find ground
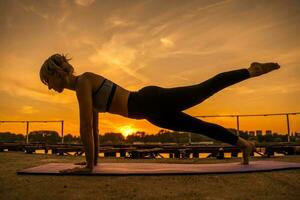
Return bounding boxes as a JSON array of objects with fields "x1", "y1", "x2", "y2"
[{"x1": 0, "y1": 151, "x2": 299, "y2": 200}]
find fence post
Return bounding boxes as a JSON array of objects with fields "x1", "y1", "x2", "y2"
[
  {"x1": 286, "y1": 114, "x2": 290, "y2": 142},
  {"x1": 61, "y1": 120, "x2": 64, "y2": 144},
  {"x1": 26, "y1": 121, "x2": 29, "y2": 144},
  {"x1": 236, "y1": 115, "x2": 240, "y2": 137}
]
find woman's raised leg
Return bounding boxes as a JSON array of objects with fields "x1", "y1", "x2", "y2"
[
  {"x1": 156, "y1": 62, "x2": 280, "y2": 112},
  {"x1": 157, "y1": 68, "x2": 251, "y2": 112}
]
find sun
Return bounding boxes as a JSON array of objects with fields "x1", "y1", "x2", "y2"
[{"x1": 118, "y1": 125, "x2": 138, "y2": 138}]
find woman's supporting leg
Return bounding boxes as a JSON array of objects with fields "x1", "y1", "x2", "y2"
[
  {"x1": 144, "y1": 110, "x2": 256, "y2": 164},
  {"x1": 157, "y1": 68, "x2": 251, "y2": 112},
  {"x1": 145, "y1": 111, "x2": 239, "y2": 146}
]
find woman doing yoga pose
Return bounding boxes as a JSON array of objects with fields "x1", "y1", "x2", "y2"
[{"x1": 39, "y1": 53, "x2": 280, "y2": 173}]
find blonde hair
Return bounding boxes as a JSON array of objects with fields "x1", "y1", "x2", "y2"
[{"x1": 39, "y1": 53, "x2": 75, "y2": 85}]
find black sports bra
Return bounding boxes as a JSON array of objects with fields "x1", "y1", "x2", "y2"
[{"x1": 92, "y1": 79, "x2": 117, "y2": 113}]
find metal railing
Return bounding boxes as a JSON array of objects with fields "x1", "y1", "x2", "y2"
[
  {"x1": 194, "y1": 112, "x2": 300, "y2": 142},
  {"x1": 0, "y1": 112, "x2": 299, "y2": 144}
]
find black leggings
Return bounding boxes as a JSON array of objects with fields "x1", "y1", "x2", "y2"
[{"x1": 127, "y1": 68, "x2": 251, "y2": 146}]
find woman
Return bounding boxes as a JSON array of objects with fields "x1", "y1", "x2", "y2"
[{"x1": 39, "y1": 53, "x2": 280, "y2": 173}]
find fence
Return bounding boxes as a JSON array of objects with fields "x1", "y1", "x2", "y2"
[
  {"x1": 194, "y1": 112, "x2": 300, "y2": 142},
  {"x1": 0, "y1": 111, "x2": 299, "y2": 144},
  {"x1": 0, "y1": 120, "x2": 64, "y2": 144}
]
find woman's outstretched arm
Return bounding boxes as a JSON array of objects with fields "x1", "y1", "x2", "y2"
[
  {"x1": 93, "y1": 108, "x2": 99, "y2": 165},
  {"x1": 76, "y1": 78, "x2": 95, "y2": 170}
]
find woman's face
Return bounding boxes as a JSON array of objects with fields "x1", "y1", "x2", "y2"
[{"x1": 46, "y1": 73, "x2": 65, "y2": 93}]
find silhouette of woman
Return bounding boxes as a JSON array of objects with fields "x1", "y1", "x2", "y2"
[{"x1": 40, "y1": 53, "x2": 280, "y2": 173}]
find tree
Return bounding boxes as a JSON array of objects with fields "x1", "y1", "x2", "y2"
[{"x1": 28, "y1": 130, "x2": 60, "y2": 144}]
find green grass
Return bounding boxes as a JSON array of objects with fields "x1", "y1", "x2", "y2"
[{"x1": 1, "y1": 151, "x2": 300, "y2": 200}]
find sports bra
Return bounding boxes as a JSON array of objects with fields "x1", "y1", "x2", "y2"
[{"x1": 92, "y1": 79, "x2": 117, "y2": 113}]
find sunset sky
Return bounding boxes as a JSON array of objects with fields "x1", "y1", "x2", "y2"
[{"x1": 0, "y1": 0, "x2": 299, "y2": 138}]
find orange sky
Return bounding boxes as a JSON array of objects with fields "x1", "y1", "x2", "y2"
[{"x1": 0, "y1": 0, "x2": 299, "y2": 137}]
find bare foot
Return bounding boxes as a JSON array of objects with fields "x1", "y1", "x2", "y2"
[
  {"x1": 240, "y1": 141, "x2": 255, "y2": 165},
  {"x1": 236, "y1": 137, "x2": 255, "y2": 165},
  {"x1": 59, "y1": 166, "x2": 93, "y2": 174},
  {"x1": 248, "y1": 62, "x2": 280, "y2": 77}
]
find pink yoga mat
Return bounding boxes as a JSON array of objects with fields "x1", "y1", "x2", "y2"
[{"x1": 17, "y1": 160, "x2": 300, "y2": 176}]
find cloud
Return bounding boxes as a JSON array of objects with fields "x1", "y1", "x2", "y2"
[
  {"x1": 21, "y1": 106, "x2": 39, "y2": 114},
  {"x1": 106, "y1": 17, "x2": 135, "y2": 28},
  {"x1": 169, "y1": 74, "x2": 190, "y2": 82},
  {"x1": 74, "y1": 0, "x2": 95, "y2": 7},
  {"x1": 0, "y1": 83, "x2": 74, "y2": 105},
  {"x1": 89, "y1": 44, "x2": 136, "y2": 67},
  {"x1": 268, "y1": 83, "x2": 300, "y2": 94},
  {"x1": 225, "y1": 85, "x2": 256, "y2": 94},
  {"x1": 88, "y1": 36, "x2": 151, "y2": 84},
  {"x1": 201, "y1": 0, "x2": 233, "y2": 10},
  {"x1": 57, "y1": 2, "x2": 72, "y2": 25},
  {"x1": 160, "y1": 37, "x2": 174, "y2": 48},
  {"x1": 20, "y1": 3, "x2": 49, "y2": 20},
  {"x1": 225, "y1": 81, "x2": 300, "y2": 96}
]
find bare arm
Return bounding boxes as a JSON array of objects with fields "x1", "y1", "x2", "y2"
[
  {"x1": 93, "y1": 108, "x2": 99, "y2": 165},
  {"x1": 76, "y1": 77, "x2": 94, "y2": 170}
]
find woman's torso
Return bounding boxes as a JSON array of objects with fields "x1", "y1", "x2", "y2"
[{"x1": 83, "y1": 72, "x2": 131, "y2": 117}]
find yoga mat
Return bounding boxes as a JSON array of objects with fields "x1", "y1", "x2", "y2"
[{"x1": 17, "y1": 160, "x2": 300, "y2": 176}]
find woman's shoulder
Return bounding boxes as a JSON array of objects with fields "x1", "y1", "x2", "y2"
[
  {"x1": 77, "y1": 72, "x2": 103, "y2": 82},
  {"x1": 81, "y1": 72, "x2": 105, "y2": 80},
  {"x1": 76, "y1": 72, "x2": 106, "y2": 93}
]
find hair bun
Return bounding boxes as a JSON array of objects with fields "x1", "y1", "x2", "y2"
[{"x1": 49, "y1": 54, "x2": 64, "y2": 66}]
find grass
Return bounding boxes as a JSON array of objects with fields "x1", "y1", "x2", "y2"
[{"x1": 0, "y1": 151, "x2": 300, "y2": 200}]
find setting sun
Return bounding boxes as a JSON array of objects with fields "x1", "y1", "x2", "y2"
[{"x1": 118, "y1": 125, "x2": 138, "y2": 138}]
